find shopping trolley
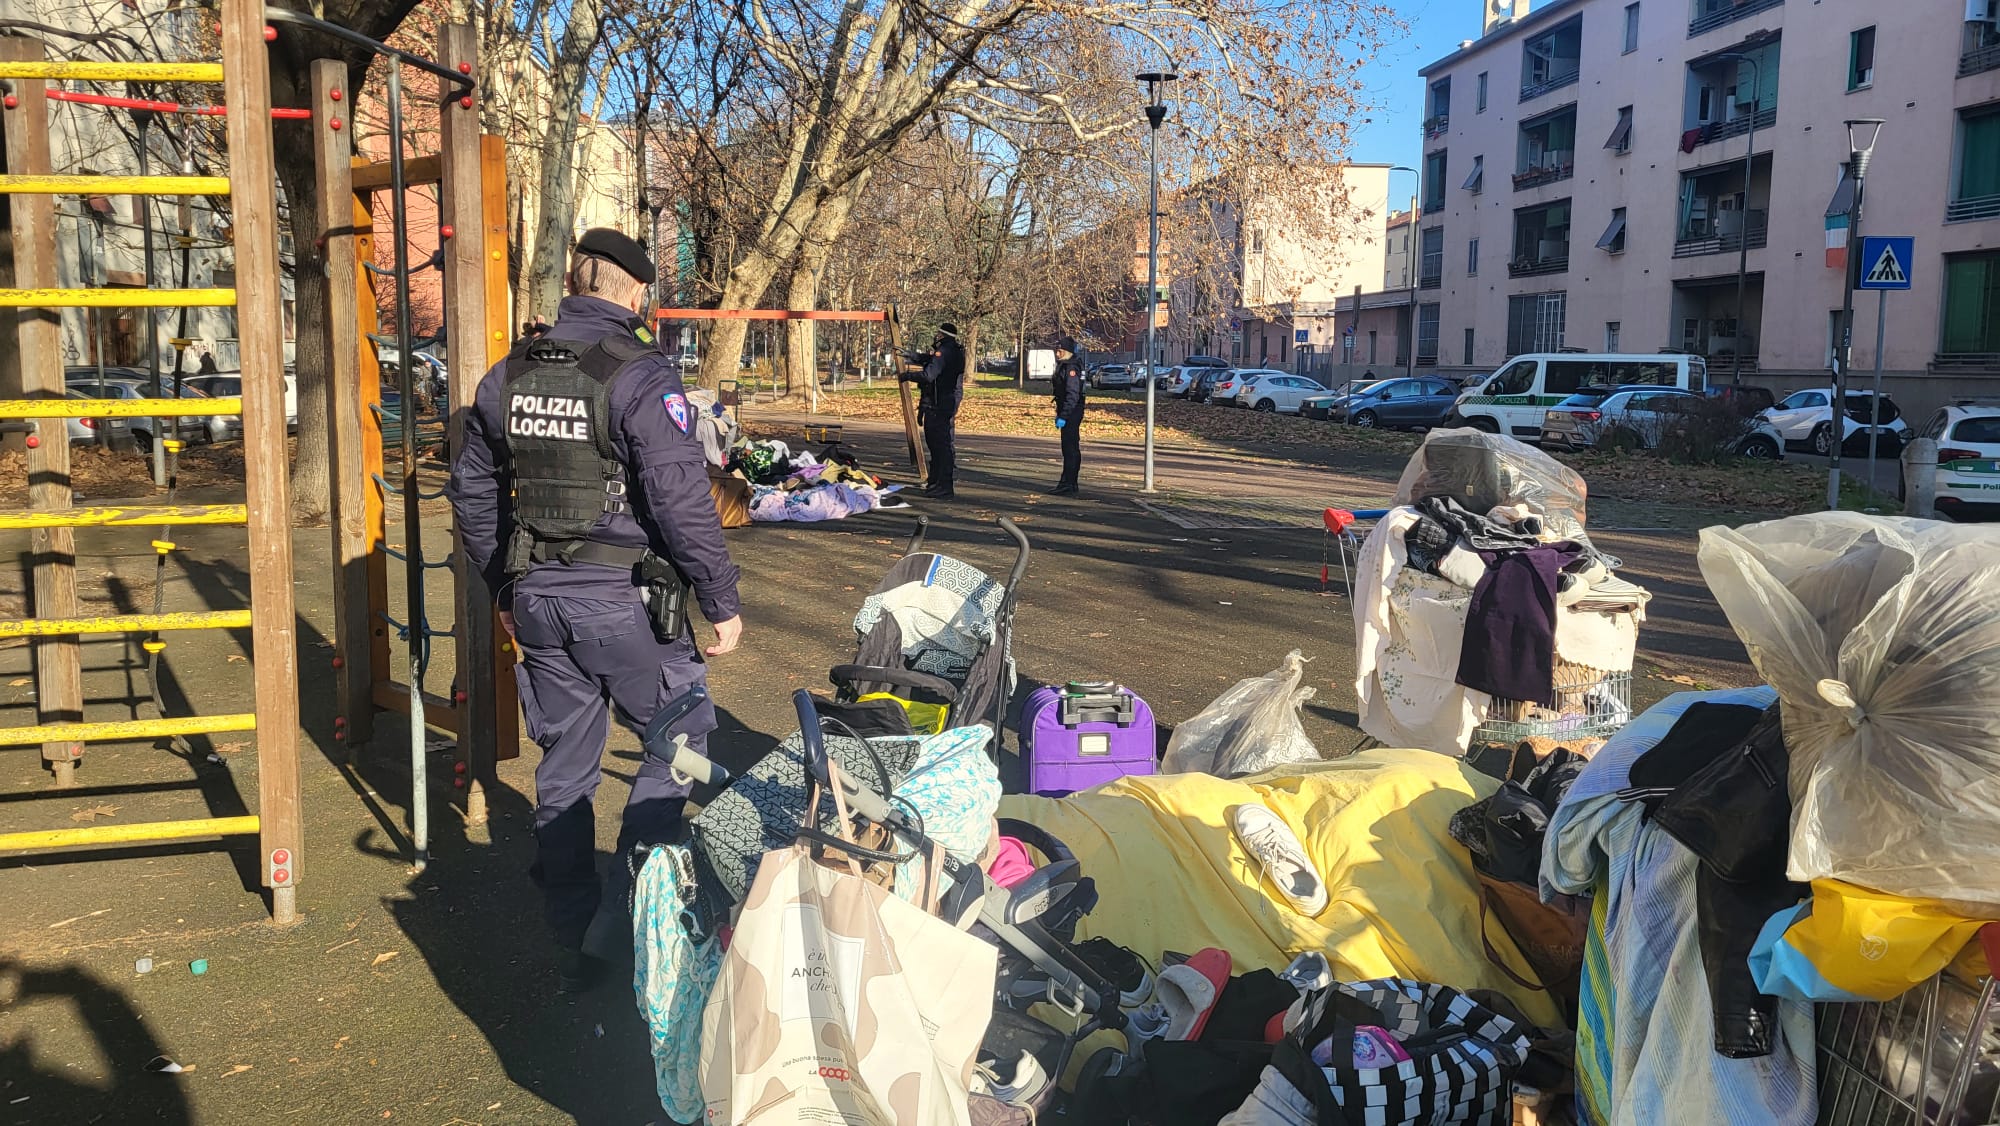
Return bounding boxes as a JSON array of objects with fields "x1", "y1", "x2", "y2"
[
  {"x1": 1815, "y1": 924, "x2": 2000, "y2": 1126},
  {"x1": 1321, "y1": 507, "x2": 1388, "y2": 601}
]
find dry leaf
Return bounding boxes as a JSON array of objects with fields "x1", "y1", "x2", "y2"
[
  {"x1": 1652, "y1": 673, "x2": 1700, "y2": 686},
  {"x1": 1088, "y1": 632, "x2": 1110, "y2": 639},
  {"x1": 226, "y1": 654, "x2": 247, "y2": 663},
  {"x1": 370, "y1": 951, "x2": 399, "y2": 967},
  {"x1": 213, "y1": 741, "x2": 250, "y2": 755},
  {"x1": 7, "y1": 678, "x2": 27, "y2": 687},
  {"x1": 70, "y1": 803, "x2": 120, "y2": 823},
  {"x1": 221, "y1": 1064, "x2": 252, "y2": 1078}
]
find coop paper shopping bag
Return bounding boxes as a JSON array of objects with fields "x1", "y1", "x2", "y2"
[{"x1": 699, "y1": 843, "x2": 995, "y2": 1125}]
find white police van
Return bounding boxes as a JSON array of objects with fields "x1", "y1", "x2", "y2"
[{"x1": 1450, "y1": 353, "x2": 1707, "y2": 440}]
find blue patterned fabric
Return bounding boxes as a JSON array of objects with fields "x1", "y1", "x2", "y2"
[
  {"x1": 1541, "y1": 687, "x2": 1817, "y2": 1126},
  {"x1": 632, "y1": 843, "x2": 721, "y2": 1124},
  {"x1": 889, "y1": 726, "x2": 999, "y2": 902}
]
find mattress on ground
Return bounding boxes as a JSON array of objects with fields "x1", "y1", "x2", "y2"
[{"x1": 998, "y1": 747, "x2": 1564, "y2": 1031}]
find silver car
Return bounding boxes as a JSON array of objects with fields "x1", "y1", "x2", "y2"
[{"x1": 65, "y1": 376, "x2": 223, "y2": 450}]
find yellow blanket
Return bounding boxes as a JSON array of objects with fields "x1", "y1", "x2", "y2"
[{"x1": 999, "y1": 748, "x2": 1564, "y2": 1031}]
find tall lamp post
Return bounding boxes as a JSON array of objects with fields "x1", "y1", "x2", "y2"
[
  {"x1": 1138, "y1": 70, "x2": 1176, "y2": 494},
  {"x1": 1714, "y1": 50, "x2": 1761, "y2": 386},
  {"x1": 1389, "y1": 165, "x2": 1420, "y2": 378},
  {"x1": 1828, "y1": 117, "x2": 1885, "y2": 511}
]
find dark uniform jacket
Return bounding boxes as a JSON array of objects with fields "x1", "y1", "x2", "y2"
[
  {"x1": 912, "y1": 337, "x2": 966, "y2": 414},
  {"x1": 1053, "y1": 357, "x2": 1086, "y2": 419},
  {"x1": 447, "y1": 295, "x2": 741, "y2": 622}
]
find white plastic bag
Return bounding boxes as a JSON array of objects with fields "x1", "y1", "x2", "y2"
[
  {"x1": 1697, "y1": 513, "x2": 2000, "y2": 911},
  {"x1": 1161, "y1": 651, "x2": 1319, "y2": 777}
]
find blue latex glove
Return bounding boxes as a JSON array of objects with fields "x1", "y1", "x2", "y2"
[{"x1": 1054, "y1": 417, "x2": 1066, "y2": 430}]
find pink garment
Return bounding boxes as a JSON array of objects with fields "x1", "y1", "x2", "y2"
[{"x1": 988, "y1": 836, "x2": 1037, "y2": 888}]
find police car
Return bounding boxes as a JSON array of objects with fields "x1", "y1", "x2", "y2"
[{"x1": 1906, "y1": 402, "x2": 2000, "y2": 521}]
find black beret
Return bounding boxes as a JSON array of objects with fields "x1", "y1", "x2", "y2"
[
  {"x1": 937, "y1": 323, "x2": 959, "y2": 338},
  {"x1": 574, "y1": 227, "x2": 656, "y2": 285},
  {"x1": 1057, "y1": 336, "x2": 1078, "y2": 353}
]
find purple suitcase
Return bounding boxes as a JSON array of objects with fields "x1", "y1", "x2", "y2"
[{"x1": 1021, "y1": 681, "x2": 1156, "y2": 797}]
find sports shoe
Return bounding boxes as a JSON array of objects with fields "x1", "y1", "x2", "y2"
[
  {"x1": 554, "y1": 946, "x2": 607, "y2": 994},
  {"x1": 1233, "y1": 803, "x2": 1328, "y2": 917},
  {"x1": 1156, "y1": 947, "x2": 1232, "y2": 1041},
  {"x1": 1075, "y1": 936, "x2": 1154, "y2": 1007},
  {"x1": 1124, "y1": 1000, "x2": 1171, "y2": 1057},
  {"x1": 974, "y1": 1050, "x2": 1050, "y2": 1106}
]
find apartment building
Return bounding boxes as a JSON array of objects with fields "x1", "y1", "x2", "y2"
[{"x1": 1415, "y1": 0, "x2": 2000, "y2": 415}]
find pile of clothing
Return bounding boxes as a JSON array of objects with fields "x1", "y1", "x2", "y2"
[
  {"x1": 714, "y1": 437, "x2": 906, "y2": 523},
  {"x1": 1354, "y1": 430, "x2": 1650, "y2": 754}
]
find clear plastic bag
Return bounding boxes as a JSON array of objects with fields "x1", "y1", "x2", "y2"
[
  {"x1": 1395, "y1": 428, "x2": 1588, "y2": 532},
  {"x1": 1161, "y1": 650, "x2": 1319, "y2": 778},
  {"x1": 1697, "y1": 513, "x2": 2000, "y2": 912}
]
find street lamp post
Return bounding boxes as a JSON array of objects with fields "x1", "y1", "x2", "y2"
[
  {"x1": 1138, "y1": 70, "x2": 1176, "y2": 494},
  {"x1": 1828, "y1": 118, "x2": 1885, "y2": 511},
  {"x1": 1715, "y1": 52, "x2": 1761, "y2": 386}
]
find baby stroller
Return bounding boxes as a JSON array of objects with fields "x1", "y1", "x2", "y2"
[
  {"x1": 821, "y1": 515, "x2": 1030, "y2": 743},
  {"x1": 649, "y1": 687, "x2": 1129, "y2": 1115}
]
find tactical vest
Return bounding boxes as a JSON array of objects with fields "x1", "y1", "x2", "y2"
[{"x1": 500, "y1": 334, "x2": 648, "y2": 547}]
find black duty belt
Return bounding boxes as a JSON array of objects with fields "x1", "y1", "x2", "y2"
[{"x1": 528, "y1": 539, "x2": 650, "y2": 569}]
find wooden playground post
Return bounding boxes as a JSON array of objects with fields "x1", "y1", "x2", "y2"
[
  {"x1": 478, "y1": 132, "x2": 519, "y2": 766},
  {"x1": 1, "y1": 38, "x2": 84, "y2": 787},
  {"x1": 313, "y1": 59, "x2": 375, "y2": 749},
  {"x1": 437, "y1": 21, "x2": 514, "y2": 821},
  {"x1": 220, "y1": 0, "x2": 303, "y2": 923}
]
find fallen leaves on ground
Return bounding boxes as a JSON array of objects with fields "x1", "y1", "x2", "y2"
[
  {"x1": 370, "y1": 951, "x2": 399, "y2": 967},
  {"x1": 70, "y1": 803, "x2": 120, "y2": 822},
  {"x1": 213, "y1": 741, "x2": 250, "y2": 755},
  {"x1": 7, "y1": 678, "x2": 27, "y2": 687},
  {"x1": 226, "y1": 654, "x2": 247, "y2": 663},
  {"x1": 221, "y1": 1064, "x2": 252, "y2": 1079},
  {"x1": 0, "y1": 439, "x2": 293, "y2": 506}
]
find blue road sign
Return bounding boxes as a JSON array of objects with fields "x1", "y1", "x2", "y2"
[{"x1": 1858, "y1": 236, "x2": 1914, "y2": 291}]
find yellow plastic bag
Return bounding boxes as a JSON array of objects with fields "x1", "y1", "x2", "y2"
[
  {"x1": 1750, "y1": 878, "x2": 1998, "y2": 1002},
  {"x1": 857, "y1": 692, "x2": 947, "y2": 735}
]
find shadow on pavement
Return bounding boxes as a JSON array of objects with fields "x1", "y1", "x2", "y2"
[{"x1": 0, "y1": 958, "x2": 192, "y2": 1126}]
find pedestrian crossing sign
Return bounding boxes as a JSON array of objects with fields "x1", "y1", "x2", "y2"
[{"x1": 1858, "y1": 236, "x2": 1914, "y2": 291}]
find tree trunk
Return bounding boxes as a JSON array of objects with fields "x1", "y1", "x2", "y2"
[
  {"x1": 522, "y1": 0, "x2": 604, "y2": 319},
  {"x1": 272, "y1": 83, "x2": 330, "y2": 522},
  {"x1": 784, "y1": 264, "x2": 818, "y2": 401}
]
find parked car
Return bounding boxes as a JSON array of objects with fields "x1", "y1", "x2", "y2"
[
  {"x1": 1189, "y1": 366, "x2": 1234, "y2": 403},
  {"x1": 182, "y1": 371, "x2": 300, "y2": 435},
  {"x1": 1905, "y1": 403, "x2": 2000, "y2": 521},
  {"x1": 63, "y1": 373, "x2": 220, "y2": 451},
  {"x1": 1091, "y1": 364, "x2": 1136, "y2": 391},
  {"x1": 1760, "y1": 388, "x2": 1909, "y2": 457},
  {"x1": 1238, "y1": 373, "x2": 1329, "y2": 414},
  {"x1": 1300, "y1": 380, "x2": 1386, "y2": 421},
  {"x1": 1451, "y1": 352, "x2": 1709, "y2": 439},
  {"x1": 1542, "y1": 386, "x2": 1786, "y2": 458},
  {"x1": 1169, "y1": 358, "x2": 1229, "y2": 398},
  {"x1": 1215, "y1": 367, "x2": 1289, "y2": 406},
  {"x1": 1705, "y1": 384, "x2": 1776, "y2": 416},
  {"x1": 1330, "y1": 377, "x2": 1460, "y2": 429}
]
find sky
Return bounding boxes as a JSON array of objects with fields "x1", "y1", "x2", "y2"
[{"x1": 1343, "y1": 0, "x2": 1504, "y2": 201}]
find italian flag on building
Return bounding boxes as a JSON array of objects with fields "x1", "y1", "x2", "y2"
[{"x1": 1825, "y1": 213, "x2": 1848, "y2": 270}]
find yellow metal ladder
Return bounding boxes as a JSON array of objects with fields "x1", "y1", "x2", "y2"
[{"x1": 0, "y1": 0, "x2": 304, "y2": 923}]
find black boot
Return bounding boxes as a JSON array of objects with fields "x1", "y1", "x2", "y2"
[
  {"x1": 555, "y1": 946, "x2": 607, "y2": 994},
  {"x1": 1050, "y1": 482, "x2": 1079, "y2": 496}
]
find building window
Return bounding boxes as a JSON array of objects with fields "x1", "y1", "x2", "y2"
[
  {"x1": 1416, "y1": 303, "x2": 1441, "y2": 364},
  {"x1": 1606, "y1": 321, "x2": 1622, "y2": 351},
  {"x1": 1511, "y1": 200, "x2": 1571, "y2": 277},
  {"x1": 1849, "y1": 27, "x2": 1875, "y2": 90},
  {"x1": 1462, "y1": 154, "x2": 1485, "y2": 194},
  {"x1": 1676, "y1": 159, "x2": 1770, "y2": 255},
  {"x1": 1950, "y1": 105, "x2": 2000, "y2": 222},
  {"x1": 1521, "y1": 16, "x2": 1582, "y2": 101},
  {"x1": 1507, "y1": 292, "x2": 1568, "y2": 355},
  {"x1": 1942, "y1": 250, "x2": 2000, "y2": 355},
  {"x1": 1623, "y1": 3, "x2": 1641, "y2": 53},
  {"x1": 1368, "y1": 330, "x2": 1378, "y2": 364},
  {"x1": 1426, "y1": 78, "x2": 1452, "y2": 136},
  {"x1": 1251, "y1": 227, "x2": 1265, "y2": 254},
  {"x1": 1596, "y1": 207, "x2": 1628, "y2": 254},
  {"x1": 1422, "y1": 150, "x2": 1448, "y2": 212},
  {"x1": 1515, "y1": 105, "x2": 1577, "y2": 189},
  {"x1": 1685, "y1": 39, "x2": 1780, "y2": 142},
  {"x1": 1476, "y1": 71, "x2": 1489, "y2": 113},
  {"x1": 1419, "y1": 226, "x2": 1445, "y2": 289},
  {"x1": 1467, "y1": 237, "x2": 1480, "y2": 276},
  {"x1": 1605, "y1": 105, "x2": 1634, "y2": 154},
  {"x1": 1463, "y1": 327, "x2": 1476, "y2": 365}
]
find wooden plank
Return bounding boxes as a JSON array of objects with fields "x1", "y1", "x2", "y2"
[
  {"x1": 0, "y1": 396, "x2": 240, "y2": 418},
  {"x1": 0, "y1": 174, "x2": 232, "y2": 195},
  {"x1": 0, "y1": 60, "x2": 225, "y2": 82},
  {"x1": 0, "y1": 815, "x2": 259, "y2": 853},
  {"x1": 0, "y1": 713, "x2": 256, "y2": 746},
  {"x1": 0, "y1": 287, "x2": 236, "y2": 307},
  {"x1": 371, "y1": 681, "x2": 461, "y2": 736},
  {"x1": 354, "y1": 193, "x2": 391, "y2": 737},
  {"x1": 350, "y1": 154, "x2": 441, "y2": 193},
  {"x1": 221, "y1": 0, "x2": 303, "y2": 925},
  {"x1": 437, "y1": 22, "x2": 506, "y2": 820},
  {"x1": 2, "y1": 37, "x2": 82, "y2": 785},
  {"x1": 0, "y1": 504, "x2": 245, "y2": 529},
  {"x1": 480, "y1": 131, "x2": 521, "y2": 765},
  {"x1": 885, "y1": 306, "x2": 925, "y2": 476},
  {"x1": 313, "y1": 61, "x2": 374, "y2": 749}
]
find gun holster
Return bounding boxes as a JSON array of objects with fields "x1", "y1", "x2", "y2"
[
  {"x1": 638, "y1": 551, "x2": 690, "y2": 643},
  {"x1": 503, "y1": 527, "x2": 534, "y2": 576}
]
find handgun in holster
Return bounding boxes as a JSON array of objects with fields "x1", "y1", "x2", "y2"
[{"x1": 638, "y1": 551, "x2": 690, "y2": 642}]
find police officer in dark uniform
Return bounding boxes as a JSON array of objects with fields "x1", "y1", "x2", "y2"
[
  {"x1": 1051, "y1": 337, "x2": 1085, "y2": 495},
  {"x1": 904, "y1": 322, "x2": 965, "y2": 498},
  {"x1": 447, "y1": 228, "x2": 743, "y2": 990}
]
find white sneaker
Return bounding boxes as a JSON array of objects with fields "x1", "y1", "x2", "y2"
[
  {"x1": 1233, "y1": 803, "x2": 1328, "y2": 917},
  {"x1": 975, "y1": 1051, "x2": 1049, "y2": 1106}
]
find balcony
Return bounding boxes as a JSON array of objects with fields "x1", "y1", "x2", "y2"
[
  {"x1": 1688, "y1": 0, "x2": 1782, "y2": 39},
  {"x1": 1423, "y1": 114, "x2": 1450, "y2": 139},
  {"x1": 1688, "y1": 105, "x2": 1776, "y2": 148},
  {"x1": 1520, "y1": 70, "x2": 1580, "y2": 103},
  {"x1": 1964, "y1": 23, "x2": 2000, "y2": 77},
  {"x1": 1521, "y1": 16, "x2": 1582, "y2": 103},
  {"x1": 1514, "y1": 155, "x2": 1574, "y2": 191},
  {"x1": 1948, "y1": 194, "x2": 2000, "y2": 223},
  {"x1": 1510, "y1": 253, "x2": 1570, "y2": 279},
  {"x1": 1419, "y1": 272, "x2": 1442, "y2": 290},
  {"x1": 1931, "y1": 352, "x2": 2000, "y2": 375},
  {"x1": 1674, "y1": 209, "x2": 1768, "y2": 257}
]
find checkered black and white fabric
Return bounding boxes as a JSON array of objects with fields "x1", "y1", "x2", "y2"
[{"x1": 1269, "y1": 978, "x2": 1532, "y2": 1126}]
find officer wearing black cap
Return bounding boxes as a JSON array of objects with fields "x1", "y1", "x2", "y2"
[
  {"x1": 447, "y1": 227, "x2": 743, "y2": 991},
  {"x1": 903, "y1": 322, "x2": 965, "y2": 498},
  {"x1": 1051, "y1": 336, "x2": 1085, "y2": 495}
]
